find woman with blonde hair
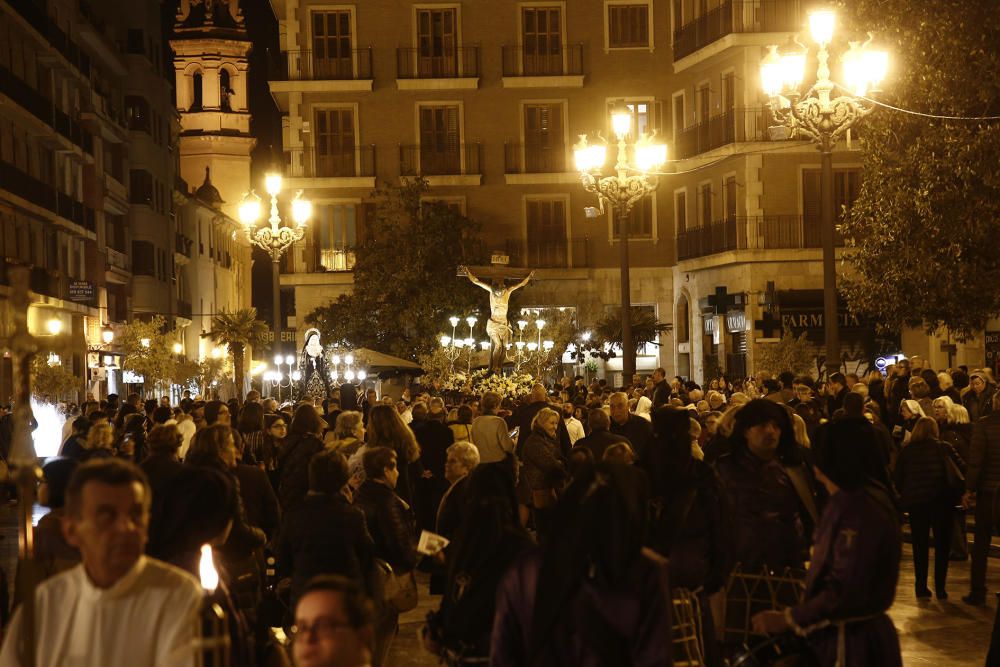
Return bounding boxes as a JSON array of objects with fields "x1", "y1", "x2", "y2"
[
  {"x1": 791, "y1": 412, "x2": 811, "y2": 448},
  {"x1": 368, "y1": 403, "x2": 421, "y2": 506},
  {"x1": 325, "y1": 410, "x2": 365, "y2": 457},
  {"x1": 893, "y1": 416, "x2": 965, "y2": 599},
  {"x1": 520, "y1": 407, "x2": 566, "y2": 537},
  {"x1": 79, "y1": 422, "x2": 115, "y2": 462}
]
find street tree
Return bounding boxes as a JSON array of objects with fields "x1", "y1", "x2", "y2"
[
  {"x1": 839, "y1": 0, "x2": 1000, "y2": 340},
  {"x1": 754, "y1": 328, "x2": 814, "y2": 376},
  {"x1": 306, "y1": 179, "x2": 486, "y2": 359},
  {"x1": 584, "y1": 308, "x2": 671, "y2": 362},
  {"x1": 208, "y1": 308, "x2": 268, "y2": 397},
  {"x1": 31, "y1": 354, "x2": 79, "y2": 402},
  {"x1": 119, "y1": 316, "x2": 177, "y2": 396}
]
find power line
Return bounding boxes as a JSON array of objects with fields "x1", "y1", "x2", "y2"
[{"x1": 835, "y1": 83, "x2": 1000, "y2": 121}]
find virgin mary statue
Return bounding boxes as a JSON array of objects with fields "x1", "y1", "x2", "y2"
[{"x1": 299, "y1": 328, "x2": 331, "y2": 400}]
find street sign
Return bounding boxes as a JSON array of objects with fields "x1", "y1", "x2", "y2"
[{"x1": 68, "y1": 281, "x2": 95, "y2": 303}]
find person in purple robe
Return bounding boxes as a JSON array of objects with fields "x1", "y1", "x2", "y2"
[
  {"x1": 491, "y1": 462, "x2": 672, "y2": 667},
  {"x1": 752, "y1": 417, "x2": 903, "y2": 667}
]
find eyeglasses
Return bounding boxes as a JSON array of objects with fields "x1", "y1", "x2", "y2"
[{"x1": 289, "y1": 618, "x2": 354, "y2": 642}]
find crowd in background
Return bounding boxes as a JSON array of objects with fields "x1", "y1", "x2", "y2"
[{"x1": 0, "y1": 354, "x2": 1000, "y2": 666}]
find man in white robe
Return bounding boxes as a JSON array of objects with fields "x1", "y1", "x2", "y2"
[{"x1": 0, "y1": 458, "x2": 203, "y2": 667}]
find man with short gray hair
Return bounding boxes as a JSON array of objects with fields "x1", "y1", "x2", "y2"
[{"x1": 608, "y1": 392, "x2": 653, "y2": 462}]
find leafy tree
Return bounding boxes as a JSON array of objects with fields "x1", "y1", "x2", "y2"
[
  {"x1": 754, "y1": 328, "x2": 815, "y2": 376},
  {"x1": 839, "y1": 0, "x2": 1000, "y2": 340},
  {"x1": 120, "y1": 316, "x2": 177, "y2": 396},
  {"x1": 208, "y1": 308, "x2": 268, "y2": 397},
  {"x1": 31, "y1": 354, "x2": 79, "y2": 402},
  {"x1": 306, "y1": 179, "x2": 487, "y2": 359}
]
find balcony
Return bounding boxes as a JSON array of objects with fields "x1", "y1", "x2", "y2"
[
  {"x1": 279, "y1": 48, "x2": 373, "y2": 81},
  {"x1": 175, "y1": 233, "x2": 193, "y2": 258},
  {"x1": 288, "y1": 243, "x2": 357, "y2": 273},
  {"x1": 505, "y1": 237, "x2": 591, "y2": 269},
  {"x1": 269, "y1": 48, "x2": 374, "y2": 94},
  {"x1": 503, "y1": 143, "x2": 579, "y2": 185},
  {"x1": 0, "y1": 63, "x2": 90, "y2": 152},
  {"x1": 285, "y1": 146, "x2": 376, "y2": 188},
  {"x1": 177, "y1": 300, "x2": 192, "y2": 319},
  {"x1": 29, "y1": 266, "x2": 67, "y2": 300},
  {"x1": 673, "y1": 0, "x2": 803, "y2": 63},
  {"x1": 104, "y1": 246, "x2": 132, "y2": 273},
  {"x1": 676, "y1": 215, "x2": 844, "y2": 261},
  {"x1": 674, "y1": 107, "x2": 777, "y2": 159},
  {"x1": 501, "y1": 45, "x2": 585, "y2": 87},
  {"x1": 396, "y1": 47, "x2": 479, "y2": 89},
  {"x1": 399, "y1": 144, "x2": 482, "y2": 186}
]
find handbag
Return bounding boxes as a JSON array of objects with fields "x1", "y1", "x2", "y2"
[
  {"x1": 376, "y1": 559, "x2": 419, "y2": 613},
  {"x1": 942, "y1": 445, "x2": 965, "y2": 506}
]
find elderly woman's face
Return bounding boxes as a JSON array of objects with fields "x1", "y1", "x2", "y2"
[
  {"x1": 444, "y1": 450, "x2": 471, "y2": 482},
  {"x1": 542, "y1": 414, "x2": 559, "y2": 437},
  {"x1": 933, "y1": 403, "x2": 949, "y2": 420}
]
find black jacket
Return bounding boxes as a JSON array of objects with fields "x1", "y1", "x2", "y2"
[
  {"x1": 609, "y1": 414, "x2": 654, "y2": 461},
  {"x1": 515, "y1": 401, "x2": 571, "y2": 459},
  {"x1": 574, "y1": 429, "x2": 629, "y2": 462},
  {"x1": 234, "y1": 463, "x2": 281, "y2": 539},
  {"x1": 275, "y1": 491, "x2": 375, "y2": 602},
  {"x1": 893, "y1": 437, "x2": 964, "y2": 509},
  {"x1": 276, "y1": 432, "x2": 324, "y2": 512},
  {"x1": 965, "y1": 386, "x2": 996, "y2": 423},
  {"x1": 353, "y1": 479, "x2": 417, "y2": 571},
  {"x1": 651, "y1": 380, "x2": 670, "y2": 409},
  {"x1": 648, "y1": 460, "x2": 731, "y2": 594},
  {"x1": 967, "y1": 412, "x2": 1000, "y2": 493}
]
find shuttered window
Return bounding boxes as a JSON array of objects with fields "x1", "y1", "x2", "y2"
[
  {"x1": 416, "y1": 8, "x2": 457, "y2": 77},
  {"x1": 314, "y1": 108, "x2": 356, "y2": 177},
  {"x1": 803, "y1": 168, "x2": 861, "y2": 244},
  {"x1": 526, "y1": 199, "x2": 568, "y2": 268},
  {"x1": 608, "y1": 4, "x2": 650, "y2": 48},
  {"x1": 419, "y1": 105, "x2": 461, "y2": 174},
  {"x1": 523, "y1": 103, "x2": 565, "y2": 172},
  {"x1": 613, "y1": 195, "x2": 653, "y2": 239},
  {"x1": 522, "y1": 7, "x2": 563, "y2": 75}
]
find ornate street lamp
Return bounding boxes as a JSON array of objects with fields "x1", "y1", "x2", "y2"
[
  {"x1": 239, "y1": 172, "x2": 312, "y2": 356},
  {"x1": 760, "y1": 8, "x2": 888, "y2": 376},
  {"x1": 575, "y1": 109, "x2": 666, "y2": 382}
]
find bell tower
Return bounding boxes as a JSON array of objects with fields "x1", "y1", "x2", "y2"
[{"x1": 171, "y1": 0, "x2": 255, "y2": 220}]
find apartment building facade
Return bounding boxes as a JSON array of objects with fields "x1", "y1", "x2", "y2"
[
  {"x1": 0, "y1": 0, "x2": 253, "y2": 402},
  {"x1": 265, "y1": 0, "x2": 974, "y2": 382}
]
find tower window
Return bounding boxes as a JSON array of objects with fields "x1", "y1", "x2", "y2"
[
  {"x1": 220, "y1": 69, "x2": 232, "y2": 111},
  {"x1": 191, "y1": 73, "x2": 203, "y2": 111}
]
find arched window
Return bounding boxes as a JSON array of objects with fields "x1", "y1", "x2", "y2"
[
  {"x1": 220, "y1": 69, "x2": 232, "y2": 111},
  {"x1": 191, "y1": 72, "x2": 203, "y2": 111}
]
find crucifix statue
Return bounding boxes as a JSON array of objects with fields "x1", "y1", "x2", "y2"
[{"x1": 460, "y1": 265, "x2": 534, "y2": 373}]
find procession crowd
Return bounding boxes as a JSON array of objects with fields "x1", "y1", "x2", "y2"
[{"x1": 0, "y1": 354, "x2": 999, "y2": 666}]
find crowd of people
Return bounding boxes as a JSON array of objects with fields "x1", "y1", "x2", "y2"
[{"x1": 0, "y1": 354, "x2": 999, "y2": 666}]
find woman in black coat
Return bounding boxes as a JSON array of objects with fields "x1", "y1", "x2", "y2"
[
  {"x1": 353, "y1": 446, "x2": 417, "y2": 667},
  {"x1": 893, "y1": 417, "x2": 965, "y2": 599},
  {"x1": 276, "y1": 403, "x2": 326, "y2": 512}
]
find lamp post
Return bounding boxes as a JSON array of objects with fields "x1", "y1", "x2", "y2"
[
  {"x1": 238, "y1": 173, "x2": 312, "y2": 358},
  {"x1": 760, "y1": 8, "x2": 888, "y2": 376},
  {"x1": 575, "y1": 110, "x2": 666, "y2": 382}
]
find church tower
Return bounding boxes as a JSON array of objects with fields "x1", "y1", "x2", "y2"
[{"x1": 171, "y1": 0, "x2": 255, "y2": 221}]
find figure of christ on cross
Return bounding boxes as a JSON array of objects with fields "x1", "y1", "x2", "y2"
[{"x1": 460, "y1": 266, "x2": 535, "y2": 373}]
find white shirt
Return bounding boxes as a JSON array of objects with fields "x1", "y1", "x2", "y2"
[
  {"x1": 0, "y1": 557, "x2": 202, "y2": 667},
  {"x1": 564, "y1": 416, "x2": 585, "y2": 445},
  {"x1": 176, "y1": 418, "x2": 197, "y2": 460}
]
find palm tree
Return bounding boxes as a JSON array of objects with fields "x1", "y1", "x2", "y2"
[{"x1": 208, "y1": 308, "x2": 269, "y2": 397}]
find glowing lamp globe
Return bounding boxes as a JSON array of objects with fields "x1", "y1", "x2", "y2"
[
  {"x1": 809, "y1": 9, "x2": 835, "y2": 45},
  {"x1": 611, "y1": 111, "x2": 632, "y2": 139},
  {"x1": 264, "y1": 173, "x2": 283, "y2": 196}
]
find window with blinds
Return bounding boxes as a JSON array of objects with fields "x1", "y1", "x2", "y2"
[
  {"x1": 312, "y1": 10, "x2": 353, "y2": 78},
  {"x1": 522, "y1": 6, "x2": 563, "y2": 75},
  {"x1": 523, "y1": 103, "x2": 565, "y2": 172},
  {"x1": 699, "y1": 183, "x2": 713, "y2": 226},
  {"x1": 612, "y1": 195, "x2": 653, "y2": 239},
  {"x1": 419, "y1": 105, "x2": 461, "y2": 174},
  {"x1": 416, "y1": 8, "x2": 458, "y2": 77},
  {"x1": 675, "y1": 191, "x2": 687, "y2": 234},
  {"x1": 526, "y1": 198, "x2": 568, "y2": 268},
  {"x1": 314, "y1": 108, "x2": 356, "y2": 177},
  {"x1": 608, "y1": 4, "x2": 650, "y2": 48},
  {"x1": 802, "y1": 168, "x2": 861, "y2": 245}
]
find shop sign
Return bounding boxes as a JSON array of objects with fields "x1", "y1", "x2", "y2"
[{"x1": 725, "y1": 311, "x2": 747, "y2": 333}]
